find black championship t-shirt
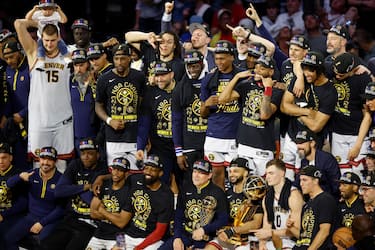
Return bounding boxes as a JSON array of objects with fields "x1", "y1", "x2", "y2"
[
  {"x1": 94, "y1": 179, "x2": 129, "y2": 240},
  {"x1": 332, "y1": 73, "x2": 372, "y2": 135},
  {"x1": 234, "y1": 79, "x2": 283, "y2": 151},
  {"x1": 124, "y1": 175, "x2": 173, "y2": 238},
  {"x1": 294, "y1": 192, "x2": 337, "y2": 250},
  {"x1": 338, "y1": 196, "x2": 365, "y2": 228},
  {"x1": 96, "y1": 69, "x2": 145, "y2": 142},
  {"x1": 0, "y1": 165, "x2": 22, "y2": 214}
]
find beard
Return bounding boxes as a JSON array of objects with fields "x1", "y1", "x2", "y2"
[
  {"x1": 145, "y1": 175, "x2": 158, "y2": 185},
  {"x1": 230, "y1": 175, "x2": 244, "y2": 185},
  {"x1": 74, "y1": 71, "x2": 90, "y2": 84}
]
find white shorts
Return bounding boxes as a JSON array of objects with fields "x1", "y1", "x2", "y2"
[
  {"x1": 331, "y1": 132, "x2": 369, "y2": 177},
  {"x1": 204, "y1": 137, "x2": 237, "y2": 167},
  {"x1": 265, "y1": 238, "x2": 294, "y2": 250},
  {"x1": 124, "y1": 234, "x2": 163, "y2": 250},
  {"x1": 238, "y1": 144, "x2": 274, "y2": 176},
  {"x1": 85, "y1": 236, "x2": 116, "y2": 250},
  {"x1": 280, "y1": 133, "x2": 301, "y2": 181},
  {"x1": 106, "y1": 142, "x2": 139, "y2": 171},
  {"x1": 28, "y1": 121, "x2": 74, "y2": 160}
]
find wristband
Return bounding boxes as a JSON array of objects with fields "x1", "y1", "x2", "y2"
[
  {"x1": 264, "y1": 87, "x2": 272, "y2": 96},
  {"x1": 175, "y1": 146, "x2": 183, "y2": 157},
  {"x1": 106, "y1": 117, "x2": 112, "y2": 125},
  {"x1": 246, "y1": 31, "x2": 251, "y2": 40}
]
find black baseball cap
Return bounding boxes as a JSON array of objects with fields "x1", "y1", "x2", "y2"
[
  {"x1": 2, "y1": 41, "x2": 21, "y2": 55},
  {"x1": 87, "y1": 43, "x2": 105, "y2": 59},
  {"x1": 288, "y1": 35, "x2": 309, "y2": 50},
  {"x1": 362, "y1": 149, "x2": 375, "y2": 158},
  {"x1": 339, "y1": 172, "x2": 361, "y2": 186},
  {"x1": 328, "y1": 25, "x2": 350, "y2": 40},
  {"x1": 248, "y1": 42, "x2": 266, "y2": 58},
  {"x1": 256, "y1": 55, "x2": 275, "y2": 69},
  {"x1": 215, "y1": 40, "x2": 235, "y2": 55},
  {"x1": 193, "y1": 160, "x2": 212, "y2": 174},
  {"x1": 110, "y1": 157, "x2": 130, "y2": 171},
  {"x1": 301, "y1": 51, "x2": 324, "y2": 67},
  {"x1": 0, "y1": 29, "x2": 16, "y2": 43},
  {"x1": 333, "y1": 52, "x2": 360, "y2": 75},
  {"x1": 39, "y1": 146, "x2": 57, "y2": 161},
  {"x1": 71, "y1": 18, "x2": 91, "y2": 31},
  {"x1": 113, "y1": 43, "x2": 131, "y2": 56},
  {"x1": 294, "y1": 129, "x2": 316, "y2": 144},
  {"x1": 71, "y1": 49, "x2": 87, "y2": 64},
  {"x1": 362, "y1": 174, "x2": 375, "y2": 187},
  {"x1": 79, "y1": 138, "x2": 98, "y2": 151},
  {"x1": 0, "y1": 143, "x2": 12, "y2": 154},
  {"x1": 184, "y1": 50, "x2": 204, "y2": 64},
  {"x1": 361, "y1": 82, "x2": 375, "y2": 100},
  {"x1": 144, "y1": 154, "x2": 163, "y2": 169},
  {"x1": 229, "y1": 158, "x2": 250, "y2": 171},
  {"x1": 154, "y1": 61, "x2": 172, "y2": 75},
  {"x1": 300, "y1": 165, "x2": 322, "y2": 179}
]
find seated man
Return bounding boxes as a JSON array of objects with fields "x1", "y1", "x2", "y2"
[
  {"x1": 40, "y1": 138, "x2": 108, "y2": 250},
  {"x1": 160, "y1": 160, "x2": 228, "y2": 249},
  {"x1": 5, "y1": 147, "x2": 64, "y2": 250},
  {"x1": 86, "y1": 157, "x2": 131, "y2": 250}
]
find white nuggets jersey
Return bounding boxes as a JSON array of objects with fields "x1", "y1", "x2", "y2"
[{"x1": 29, "y1": 55, "x2": 72, "y2": 130}]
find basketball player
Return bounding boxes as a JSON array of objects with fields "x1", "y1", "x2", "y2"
[{"x1": 14, "y1": 19, "x2": 73, "y2": 172}]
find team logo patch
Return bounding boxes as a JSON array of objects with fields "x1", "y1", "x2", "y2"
[
  {"x1": 35, "y1": 148, "x2": 41, "y2": 157},
  {"x1": 208, "y1": 154, "x2": 215, "y2": 161},
  {"x1": 335, "y1": 156, "x2": 341, "y2": 163},
  {"x1": 50, "y1": 184, "x2": 56, "y2": 189}
]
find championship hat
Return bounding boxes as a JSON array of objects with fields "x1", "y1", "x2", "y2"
[
  {"x1": 361, "y1": 82, "x2": 375, "y2": 100},
  {"x1": 0, "y1": 143, "x2": 12, "y2": 154},
  {"x1": 184, "y1": 49, "x2": 204, "y2": 64},
  {"x1": 188, "y1": 23, "x2": 210, "y2": 36},
  {"x1": 256, "y1": 55, "x2": 275, "y2": 69},
  {"x1": 294, "y1": 129, "x2": 316, "y2": 144},
  {"x1": 154, "y1": 61, "x2": 172, "y2": 75},
  {"x1": 301, "y1": 51, "x2": 324, "y2": 67},
  {"x1": 300, "y1": 165, "x2": 322, "y2": 179},
  {"x1": 38, "y1": 0, "x2": 56, "y2": 8},
  {"x1": 229, "y1": 158, "x2": 250, "y2": 171},
  {"x1": 71, "y1": 49, "x2": 87, "y2": 64},
  {"x1": 248, "y1": 42, "x2": 266, "y2": 58},
  {"x1": 362, "y1": 174, "x2": 375, "y2": 187},
  {"x1": 71, "y1": 18, "x2": 91, "y2": 31},
  {"x1": 0, "y1": 29, "x2": 16, "y2": 43},
  {"x1": 288, "y1": 35, "x2": 309, "y2": 50},
  {"x1": 2, "y1": 41, "x2": 21, "y2": 55},
  {"x1": 333, "y1": 52, "x2": 360, "y2": 74},
  {"x1": 214, "y1": 40, "x2": 235, "y2": 55},
  {"x1": 87, "y1": 43, "x2": 105, "y2": 59},
  {"x1": 110, "y1": 157, "x2": 130, "y2": 171},
  {"x1": 144, "y1": 154, "x2": 163, "y2": 169},
  {"x1": 339, "y1": 172, "x2": 361, "y2": 186},
  {"x1": 193, "y1": 160, "x2": 212, "y2": 174},
  {"x1": 112, "y1": 43, "x2": 131, "y2": 56},
  {"x1": 79, "y1": 138, "x2": 98, "y2": 151},
  {"x1": 39, "y1": 146, "x2": 57, "y2": 161},
  {"x1": 328, "y1": 25, "x2": 350, "y2": 40}
]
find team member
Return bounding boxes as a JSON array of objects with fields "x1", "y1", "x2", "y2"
[
  {"x1": 70, "y1": 49, "x2": 98, "y2": 156},
  {"x1": 124, "y1": 154, "x2": 174, "y2": 249},
  {"x1": 293, "y1": 165, "x2": 337, "y2": 250},
  {"x1": 2, "y1": 41, "x2": 30, "y2": 170},
  {"x1": 87, "y1": 43, "x2": 113, "y2": 81},
  {"x1": 5, "y1": 146, "x2": 64, "y2": 250},
  {"x1": 68, "y1": 18, "x2": 92, "y2": 51},
  {"x1": 40, "y1": 138, "x2": 107, "y2": 250},
  {"x1": 360, "y1": 174, "x2": 375, "y2": 218},
  {"x1": 280, "y1": 51, "x2": 337, "y2": 180},
  {"x1": 219, "y1": 55, "x2": 283, "y2": 176},
  {"x1": 160, "y1": 160, "x2": 228, "y2": 249},
  {"x1": 136, "y1": 61, "x2": 179, "y2": 187},
  {"x1": 337, "y1": 172, "x2": 365, "y2": 228},
  {"x1": 172, "y1": 50, "x2": 208, "y2": 182},
  {"x1": 208, "y1": 160, "x2": 266, "y2": 250},
  {"x1": 14, "y1": 19, "x2": 74, "y2": 171},
  {"x1": 294, "y1": 129, "x2": 341, "y2": 198},
  {"x1": 0, "y1": 143, "x2": 27, "y2": 250},
  {"x1": 254, "y1": 159, "x2": 304, "y2": 250},
  {"x1": 200, "y1": 40, "x2": 242, "y2": 189},
  {"x1": 86, "y1": 157, "x2": 131, "y2": 250},
  {"x1": 95, "y1": 44, "x2": 145, "y2": 171},
  {"x1": 331, "y1": 52, "x2": 372, "y2": 177}
]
